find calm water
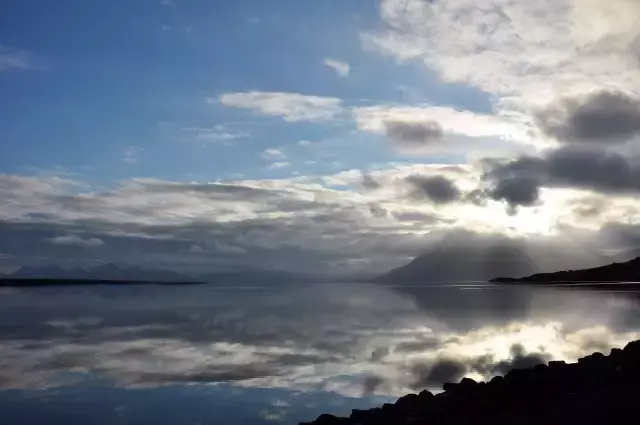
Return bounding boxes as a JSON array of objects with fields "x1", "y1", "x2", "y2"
[{"x1": 1, "y1": 282, "x2": 640, "y2": 424}]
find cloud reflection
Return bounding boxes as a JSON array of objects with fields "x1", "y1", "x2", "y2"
[{"x1": 0, "y1": 284, "x2": 639, "y2": 397}]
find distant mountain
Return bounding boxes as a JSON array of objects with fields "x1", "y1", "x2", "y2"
[
  {"x1": 492, "y1": 257, "x2": 640, "y2": 283},
  {"x1": 7, "y1": 263, "x2": 193, "y2": 282},
  {"x1": 374, "y1": 236, "x2": 612, "y2": 284},
  {"x1": 4, "y1": 263, "x2": 313, "y2": 285}
]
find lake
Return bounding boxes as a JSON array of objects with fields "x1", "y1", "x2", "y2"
[{"x1": 1, "y1": 282, "x2": 639, "y2": 424}]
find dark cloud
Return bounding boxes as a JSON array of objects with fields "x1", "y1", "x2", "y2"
[
  {"x1": 370, "y1": 346, "x2": 390, "y2": 362},
  {"x1": 535, "y1": 90, "x2": 640, "y2": 144},
  {"x1": 570, "y1": 197, "x2": 606, "y2": 218},
  {"x1": 488, "y1": 176, "x2": 540, "y2": 209},
  {"x1": 361, "y1": 174, "x2": 382, "y2": 190},
  {"x1": 409, "y1": 359, "x2": 466, "y2": 389},
  {"x1": 394, "y1": 339, "x2": 440, "y2": 353},
  {"x1": 384, "y1": 120, "x2": 444, "y2": 149},
  {"x1": 484, "y1": 146, "x2": 640, "y2": 196},
  {"x1": 391, "y1": 210, "x2": 440, "y2": 223},
  {"x1": 405, "y1": 175, "x2": 461, "y2": 204},
  {"x1": 362, "y1": 375, "x2": 384, "y2": 396},
  {"x1": 368, "y1": 203, "x2": 388, "y2": 218},
  {"x1": 490, "y1": 344, "x2": 549, "y2": 375}
]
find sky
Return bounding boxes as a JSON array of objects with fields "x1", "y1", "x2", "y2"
[{"x1": 1, "y1": 0, "x2": 640, "y2": 274}]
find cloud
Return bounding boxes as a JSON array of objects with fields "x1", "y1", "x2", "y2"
[
  {"x1": 123, "y1": 147, "x2": 140, "y2": 164},
  {"x1": 1, "y1": 279, "x2": 640, "y2": 396},
  {"x1": 0, "y1": 45, "x2": 34, "y2": 71},
  {"x1": 268, "y1": 162, "x2": 291, "y2": 170},
  {"x1": 490, "y1": 343, "x2": 549, "y2": 375},
  {"x1": 484, "y1": 146, "x2": 640, "y2": 196},
  {"x1": 48, "y1": 235, "x2": 105, "y2": 247},
  {"x1": 217, "y1": 92, "x2": 343, "y2": 122},
  {"x1": 3, "y1": 168, "x2": 640, "y2": 274},
  {"x1": 362, "y1": 375, "x2": 384, "y2": 395},
  {"x1": 391, "y1": 210, "x2": 440, "y2": 223},
  {"x1": 409, "y1": 358, "x2": 466, "y2": 389},
  {"x1": 354, "y1": 105, "x2": 528, "y2": 141},
  {"x1": 365, "y1": 0, "x2": 640, "y2": 108},
  {"x1": 212, "y1": 240, "x2": 246, "y2": 255},
  {"x1": 261, "y1": 148, "x2": 287, "y2": 160},
  {"x1": 182, "y1": 126, "x2": 251, "y2": 144},
  {"x1": 488, "y1": 176, "x2": 540, "y2": 209},
  {"x1": 384, "y1": 120, "x2": 444, "y2": 150},
  {"x1": 405, "y1": 175, "x2": 461, "y2": 204},
  {"x1": 535, "y1": 90, "x2": 640, "y2": 144},
  {"x1": 361, "y1": 174, "x2": 382, "y2": 190},
  {"x1": 368, "y1": 203, "x2": 388, "y2": 218},
  {"x1": 323, "y1": 58, "x2": 350, "y2": 77}
]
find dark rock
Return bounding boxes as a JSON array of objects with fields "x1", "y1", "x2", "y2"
[
  {"x1": 490, "y1": 256, "x2": 640, "y2": 284},
  {"x1": 418, "y1": 389, "x2": 434, "y2": 399},
  {"x1": 395, "y1": 393, "x2": 419, "y2": 409},
  {"x1": 460, "y1": 377, "x2": 478, "y2": 387},
  {"x1": 533, "y1": 363, "x2": 548, "y2": 373},
  {"x1": 442, "y1": 382, "x2": 458, "y2": 392},
  {"x1": 307, "y1": 414, "x2": 349, "y2": 425},
  {"x1": 350, "y1": 408, "x2": 380, "y2": 423},
  {"x1": 623, "y1": 340, "x2": 640, "y2": 355},
  {"x1": 301, "y1": 341, "x2": 640, "y2": 425}
]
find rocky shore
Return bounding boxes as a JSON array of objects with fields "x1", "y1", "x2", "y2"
[{"x1": 302, "y1": 340, "x2": 640, "y2": 425}]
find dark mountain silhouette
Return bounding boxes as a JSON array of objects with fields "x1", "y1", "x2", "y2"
[
  {"x1": 492, "y1": 256, "x2": 640, "y2": 283},
  {"x1": 302, "y1": 340, "x2": 640, "y2": 425},
  {"x1": 375, "y1": 235, "x2": 610, "y2": 283},
  {"x1": 2, "y1": 263, "x2": 313, "y2": 286},
  {"x1": 7, "y1": 263, "x2": 191, "y2": 282}
]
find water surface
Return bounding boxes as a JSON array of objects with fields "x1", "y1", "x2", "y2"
[{"x1": 1, "y1": 282, "x2": 639, "y2": 424}]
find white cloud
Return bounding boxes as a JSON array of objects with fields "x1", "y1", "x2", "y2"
[
  {"x1": 48, "y1": 235, "x2": 105, "y2": 247},
  {"x1": 182, "y1": 127, "x2": 251, "y2": 144},
  {"x1": 0, "y1": 45, "x2": 34, "y2": 71},
  {"x1": 261, "y1": 148, "x2": 287, "y2": 160},
  {"x1": 217, "y1": 92, "x2": 343, "y2": 122},
  {"x1": 324, "y1": 58, "x2": 351, "y2": 77},
  {"x1": 123, "y1": 147, "x2": 140, "y2": 164},
  {"x1": 353, "y1": 105, "x2": 531, "y2": 142},
  {"x1": 2, "y1": 169, "x2": 640, "y2": 273},
  {"x1": 268, "y1": 161, "x2": 291, "y2": 170},
  {"x1": 364, "y1": 0, "x2": 640, "y2": 111}
]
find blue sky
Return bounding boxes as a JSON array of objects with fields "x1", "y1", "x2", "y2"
[
  {"x1": 1, "y1": 0, "x2": 492, "y2": 183},
  {"x1": 1, "y1": 0, "x2": 639, "y2": 273}
]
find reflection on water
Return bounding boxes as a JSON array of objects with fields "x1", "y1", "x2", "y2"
[{"x1": 1, "y1": 283, "x2": 640, "y2": 424}]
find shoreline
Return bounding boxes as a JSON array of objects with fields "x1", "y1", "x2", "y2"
[{"x1": 302, "y1": 340, "x2": 640, "y2": 425}]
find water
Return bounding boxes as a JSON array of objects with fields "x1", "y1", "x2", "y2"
[{"x1": 1, "y1": 282, "x2": 639, "y2": 424}]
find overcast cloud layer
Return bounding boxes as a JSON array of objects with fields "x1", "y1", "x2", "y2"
[{"x1": 1, "y1": 0, "x2": 640, "y2": 273}]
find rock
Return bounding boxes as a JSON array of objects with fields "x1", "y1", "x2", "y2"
[
  {"x1": 418, "y1": 389, "x2": 434, "y2": 399},
  {"x1": 350, "y1": 408, "x2": 380, "y2": 423},
  {"x1": 610, "y1": 347, "x2": 623, "y2": 360},
  {"x1": 442, "y1": 382, "x2": 458, "y2": 392},
  {"x1": 309, "y1": 414, "x2": 346, "y2": 424},
  {"x1": 459, "y1": 377, "x2": 478, "y2": 387},
  {"x1": 548, "y1": 360, "x2": 566, "y2": 369},
  {"x1": 301, "y1": 339, "x2": 640, "y2": 425},
  {"x1": 395, "y1": 393, "x2": 419, "y2": 409},
  {"x1": 533, "y1": 363, "x2": 549, "y2": 373}
]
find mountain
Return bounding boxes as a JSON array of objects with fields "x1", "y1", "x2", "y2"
[
  {"x1": 375, "y1": 236, "x2": 612, "y2": 284},
  {"x1": 7, "y1": 263, "x2": 194, "y2": 282},
  {"x1": 4, "y1": 263, "x2": 313, "y2": 285},
  {"x1": 491, "y1": 257, "x2": 640, "y2": 283}
]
